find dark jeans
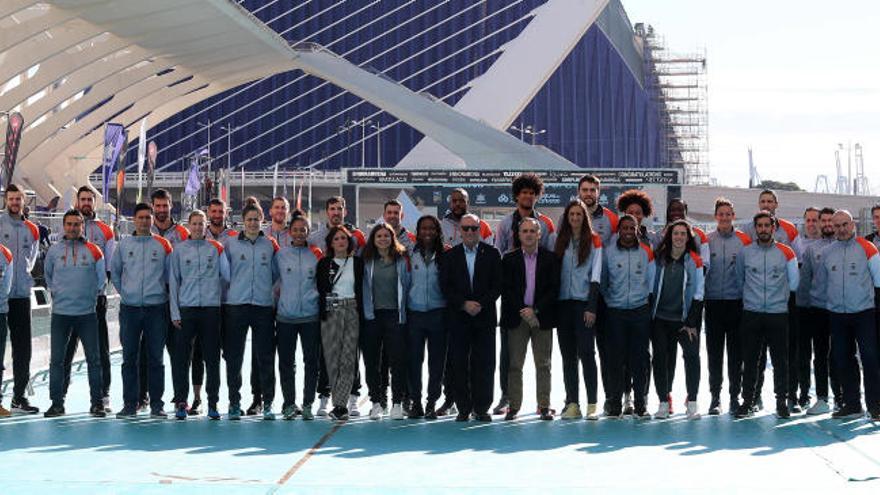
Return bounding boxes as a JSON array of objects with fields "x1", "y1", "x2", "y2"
[
  {"x1": 191, "y1": 334, "x2": 204, "y2": 388},
  {"x1": 831, "y1": 310, "x2": 880, "y2": 410},
  {"x1": 223, "y1": 304, "x2": 275, "y2": 406},
  {"x1": 449, "y1": 311, "x2": 496, "y2": 416},
  {"x1": 62, "y1": 295, "x2": 110, "y2": 398},
  {"x1": 362, "y1": 309, "x2": 407, "y2": 404},
  {"x1": 120, "y1": 304, "x2": 167, "y2": 411},
  {"x1": 7, "y1": 297, "x2": 31, "y2": 399},
  {"x1": 50, "y1": 313, "x2": 103, "y2": 405},
  {"x1": 604, "y1": 305, "x2": 651, "y2": 408},
  {"x1": 651, "y1": 318, "x2": 700, "y2": 402},
  {"x1": 799, "y1": 307, "x2": 832, "y2": 400},
  {"x1": 138, "y1": 303, "x2": 174, "y2": 402},
  {"x1": 741, "y1": 311, "x2": 788, "y2": 405},
  {"x1": 705, "y1": 299, "x2": 743, "y2": 400},
  {"x1": 172, "y1": 307, "x2": 221, "y2": 406},
  {"x1": 407, "y1": 309, "x2": 447, "y2": 405},
  {"x1": 277, "y1": 319, "x2": 321, "y2": 407},
  {"x1": 557, "y1": 300, "x2": 599, "y2": 405}
]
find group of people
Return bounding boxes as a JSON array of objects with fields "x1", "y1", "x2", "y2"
[{"x1": 0, "y1": 172, "x2": 879, "y2": 423}]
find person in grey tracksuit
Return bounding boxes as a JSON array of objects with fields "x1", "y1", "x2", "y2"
[
  {"x1": 735, "y1": 212, "x2": 799, "y2": 418},
  {"x1": 168, "y1": 210, "x2": 231, "y2": 418},
  {"x1": 223, "y1": 204, "x2": 280, "y2": 419},
  {"x1": 111, "y1": 203, "x2": 173, "y2": 418},
  {"x1": 601, "y1": 214, "x2": 656, "y2": 418},
  {"x1": 273, "y1": 213, "x2": 323, "y2": 418},
  {"x1": 44, "y1": 210, "x2": 106, "y2": 417},
  {"x1": 816, "y1": 210, "x2": 880, "y2": 419}
]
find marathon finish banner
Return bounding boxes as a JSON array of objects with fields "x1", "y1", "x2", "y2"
[
  {"x1": 345, "y1": 168, "x2": 681, "y2": 186},
  {"x1": 2, "y1": 112, "x2": 24, "y2": 189}
]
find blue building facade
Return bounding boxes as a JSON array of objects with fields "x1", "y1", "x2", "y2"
[{"x1": 131, "y1": 0, "x2": 666, "y2": 173}]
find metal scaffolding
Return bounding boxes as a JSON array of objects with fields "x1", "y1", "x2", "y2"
[{"x1": 635, "y1": 23, "x2": 710, "y2": 185}]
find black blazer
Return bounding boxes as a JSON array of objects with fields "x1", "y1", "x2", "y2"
[
  {"x1": 317, "y1": 255, "x2": 364, "y2": 322},
  {"x1": 500, "y1": 247, "x2": 560, "y2": 330},
  {"x1": 440, "y1": 241, "x2": 502, "y2": 327}
]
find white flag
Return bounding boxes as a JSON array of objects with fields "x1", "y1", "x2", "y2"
[{"x1": 137, "y1": 118, "x2": 147, "y2": 203}]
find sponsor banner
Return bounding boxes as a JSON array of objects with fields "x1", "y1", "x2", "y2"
[
  {"x1": 345, "y1": 168, "x2": 681, "y2": 186},
  {"x1": 409, "y1": 185, "x2": 642, "y2": 209},
  {"x1": 2, "y1": 112, "x2": 24, "y2": 188},
  {"x1": 101, "y1": 123, "x2": 126, "y2": 199}
]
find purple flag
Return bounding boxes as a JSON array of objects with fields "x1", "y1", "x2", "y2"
[{"x1": 101, "y1": 123, "x2": 125, "y2": 199}]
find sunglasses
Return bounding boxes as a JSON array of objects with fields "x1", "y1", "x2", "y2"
[{"x1": 461, "y1": 225, "x2": 479, "y2": 232}]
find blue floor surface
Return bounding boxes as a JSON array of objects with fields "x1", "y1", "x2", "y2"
[{"x1": 2, "y1": 338, "x2": 879, "y2": 494}]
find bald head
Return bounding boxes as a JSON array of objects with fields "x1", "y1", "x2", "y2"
[{"x1": 832, "y1": 210, "x2": 855, "y2": 241}]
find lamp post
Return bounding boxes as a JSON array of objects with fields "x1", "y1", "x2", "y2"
[
  {"x1": 350, "y1": 118, "x2": 372, "y2": 168},
  {"x1": 370, "y1": 121, "x2": 382, "y2": 168},
  {"x1": 197, "y1": 120, "x2": 212, "y2": 174}
]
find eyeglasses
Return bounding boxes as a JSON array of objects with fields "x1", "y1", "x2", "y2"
[{"x1": 461, "y1": 225, "x2": 479, "y2": 232}]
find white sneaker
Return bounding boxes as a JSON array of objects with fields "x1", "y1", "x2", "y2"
[
  {"x1": 654, "y1": 402, "x2": 670, "y2": 419},
  {"x1": 347, "y1": 394, "x2": 361, "y2": 417},
  {"x1": 369, "y1": 402, "x2": 383, "y2": 420},
  {"x1": 585, "y1": 403, "x2": 599, "y2": 421},
  {"x1": 560, "y1": 403, "x2": 582, "y2": 420},
  {"x1": 686, "y1": 401, "x2": 701, "y2": 420},
  {"x1": 390, "y1": 403, "x2": 404, "y2": 420},
  {"x1": 316, "y1": 396, "x2": 329, "y2": 417},
  {"x1": 807, "y1": 398, "x2": 830, "y2": 416}
]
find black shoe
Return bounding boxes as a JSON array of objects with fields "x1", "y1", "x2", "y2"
[
  {"x1": 799, "y1": 396, "x2": 811, "y2": 409},
  {"x1": 633, "y1": 405, "x2": 651, "y2": 419},
  {"x1": 408, "y1": 402, "x2": 425, "y2": 419},
  {"x1": 833, "y1": 397, "x2": 843, "y2": 413},
  {"x1": 492, "y1": 397, "x2": 509, "y2": 415},
  {"x1": 246, "y1": 400, "x2": 263, "y2": 416},
  {"x1": 539, "y1": 407, "x2": 554, "y2": 421},
  {"x1": 603, "y1": 400, "x2": 613, "y2": 416},
  {"x1": 504, "y1": 408, "x2": 518, "y2": 421},
  {"x1": 136, "y1": 396, "x2": 150, "y2": 413},
  {"x1": 708, "y1": 396, "x2": 721, "y2": 416},
  {"x1": 436, "y1": 399, "x2": 454, "y2": 417},
  {"x1": 187, "y1": 398, "x2": 203, "y2": 416},
  {"x1": 475, "y1": 412, "x2": 492, "y2": 422},
  {"x1": 89, "y1": 403, "x2": 107, "y2": 418},
  {"x1": 455, "y1": 412, "x2": 469, "y2": 422},
  {"x1": 116, "y1": 405, "x2": 138, "y2": 419},
  {"x1": 44, "y1": 403, "x2": 65, "y2": 418},
  {"x1": 424, "y1": 401, "x2": 437, "y2": 420},
  {"x1": 729, "y1": 398, "x2": 741, "y2": 416},
  {"x1": 328, "y1": 406, "x2": 349, "y2": 421},
  {"x1": 11, "y1": 397, "x2": 40, "y2": 414},
  {"x1": 605, "y1": 403, "x2": 623, "y2": 418},
  {"x1": 776, "y1": 399, "x2": 790, "y2": 419},
  {"x1": 832, "y1": 404, "x2": 864, "y2": 419},
  {"x1": 754, "y1": 398, "x2": 764, "y2": 412},
  {"x1": 734, "y1": 403, "x2": 753, "y2": 419},
  {"x1": 868, "y1": 408, "x2": 880, "y2": 421},
  {"x1": 788, "y1": 399, "x2": 802, "y2": 414}
]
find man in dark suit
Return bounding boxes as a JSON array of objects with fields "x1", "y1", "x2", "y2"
[
  {"x1": 500, "y1": 217, "x2": 560, "y2": 420},
  {"x1": 441, "y1": 213, "x2": 502, "y2": 422}
]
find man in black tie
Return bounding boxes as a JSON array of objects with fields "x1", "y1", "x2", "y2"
[{"x1": 441, "y1": 214, "x2": 502, "y2": 422}]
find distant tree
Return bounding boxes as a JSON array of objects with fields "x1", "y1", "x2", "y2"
[{"x1": 755, "y1": 180, "x2": 803, "y2": 192}]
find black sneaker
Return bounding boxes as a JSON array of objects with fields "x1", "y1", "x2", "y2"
[
  {"x1": 116, "y1": 405, "x2": 138, "y2": 419},
  {"x1": 246, "y1": 400, "x2": 263, "y2": 416},
  {"x1": 633, "y1": 405, "x2": 651, "y2": 419},
  {"x1": 729, "y1": 398, "x2": 741, "y2": 416},
  {"x1": 492, "y1": 396, "x2": 509, "y2": 415},
  {"x1": 424, "y1": 401, "x2": 437, "y2": 420},
  {"x1": 776, "y1": 399, "x2": 790, "y2": 419},
  {"x1": 538, "y1": 407, "x2": 554, "y2": 421},
  {"x1": 44, "y1": 403, "x2": 65, "y2": 418},
  {"x1": 504, "y1": 408, "x2": 518, "y2": 421},
  {"x1": 708, "y1": 396, "x2": 721, "y2": 416},
  {"x1": 751, "y1": 398, "x2": 763, "y2": 413},
  {"x1": 788, "y1": 399, "x2": 802, "y2": 414},
  {"x1": 187, "y1": 398, "x2": 203, "y2": 416},
  {"x1": 436, "y1": 399, "x2": 454, "y2": 417},
  {"x1": 475, "y1": 412, "x2": 492, "y2": 422},
  {"x1": 328, "y1": 406, "x2": 349, "y2": 421},
  {"x1": 408, "y1": 402, "x2": 425, "y2": 419},
  {"x1": 734, "y1": 403, "x2": 753, "y2": 419},
  {"x1": 832, "y1": 404, "x2": 864, "y2": 419},
  {"x1": 11, "y1": 397, "x2": 40, "y2": 414},
  {"x1": 89, "y1": 403, "x2": 107, "y2": 418},
  {"x1": 151, "y1": 409, "x2": 168, "y2": 419},
  {"x1": 605, "y1": 403, "x2": 623, "y2": 419},
  {"x1": 455, "y1": 412, "x2": 469, "y2": 422},
  {"x1": 798, "y1": 396, "x2": 811, "y2": 409},
  {"x1": 868, "y1": 408, "x2": 880, "y2": 421}
]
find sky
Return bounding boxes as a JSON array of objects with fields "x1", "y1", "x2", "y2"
[{"x1": 621, "y1": 0, "x2": 880, "y2": 191}]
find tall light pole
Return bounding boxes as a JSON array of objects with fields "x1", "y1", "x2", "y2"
[
  {"x1": 197, "y1": 120, "x2": 212, "y2": 173},
  {"x1": 523, "y1": 125, "x2": 546, "y2": 145},
  {"x1": 220, "y1": 123, "x2": 237, "y2": 203},
  {"x1": 370, "y1": 121, "x2": 382, "y2": 168},
  {"x1": 509, "y1": 121, "x2": 526, "y2": 141},
  {"x1": 351, "y1": 118, "x2": 372, "y2": 168}
]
